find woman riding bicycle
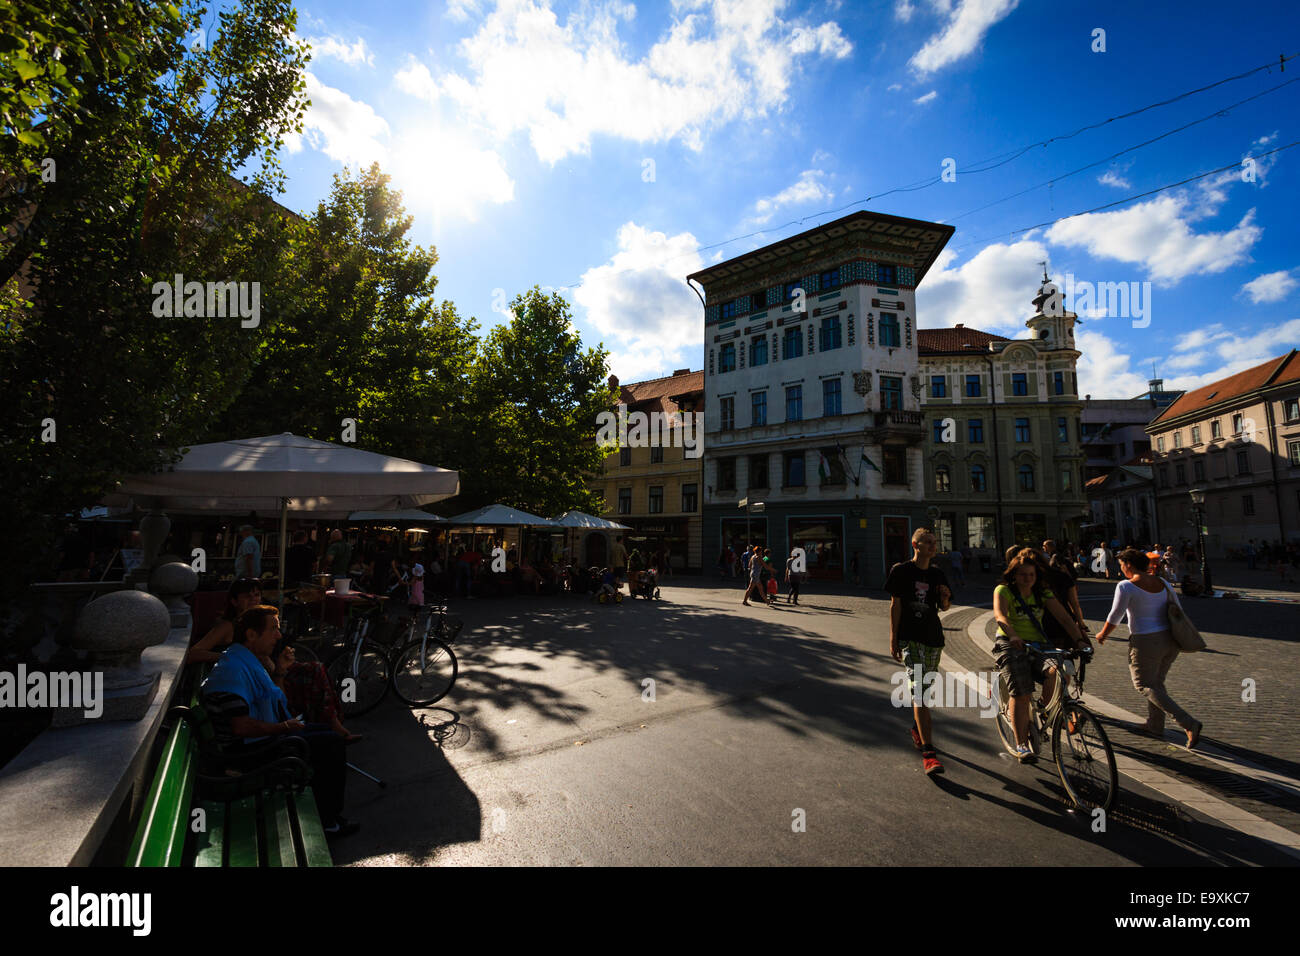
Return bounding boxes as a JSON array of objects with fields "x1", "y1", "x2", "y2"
[{"x1": 994, "y1": 549, "x2": 1085, "y2": 762}]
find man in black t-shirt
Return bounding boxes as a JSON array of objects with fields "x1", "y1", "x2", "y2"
[
  {"x1": 885, "y1": 527, "x2": 952, "y2": 775},
  {"x1": 285, "y1": 530, "x2": 316, "y2": 586}
]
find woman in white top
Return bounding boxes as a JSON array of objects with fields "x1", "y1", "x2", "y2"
[{"x1": 1096, "y1": 548, "x2": 1203, "y2": 749}]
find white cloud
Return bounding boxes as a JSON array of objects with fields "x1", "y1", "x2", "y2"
[
  {"x1": 425, "y1": 0, "x2": 853, "y2": 164},
  {"x1": 395, "y1": 60, "x2": 439, "y2": 101},
  {"x1": 306, "y1": 35, "x2": 374, "y2": 67},
  {"x1": 910, "y1": 0, "x2": 1020, "y2": 74},
  {"x1": 1097, "y1": 170, "x2": 1130, "y2": 190},
  {"x1": 287, "y1": 72, "x2": 390, "y2": 165},
  {"x1": 574, "y1": 222, "x2": 705, "y2": 375},
  {"x1": 1165, "y1": 350, "x2": 1207, "y2": 371},
  {"x1": 1240, "y1": 269, "x2": 1297, "y2": 304},
  {"x1": 1074, "y1": 329, "x2": 1150, "y2": 399},
  {"x1": 446, "y1": 0, "x2": 482, "y2": 22},
  {"x1": 894, "y1": 0, "x2": 916, "y2": 22},
  {"x1": 916, "y1": 238, "x2": 1050, "y2": 333},
  {"x1": 751, "y1": 169, "x2": 833, "y2": 224},
  {"x1": 788, "y1": 22, "x2": 853, "y2": 58},
  {"x1": 914, "y1": 89, "x2": 937, "y2": 104},
  {"x1": 1197, "y1": 132, "x2": 1279, "y2": 210},
  {"x1": 1046, "y1": 195, "x2": 1262, "y2": 286},
  {"x1": 1171, "y1": 323, "x2": 1231, "y2": 353},
  {"x1": 887, "y1": 82, "x2": 903, "y2": 91},
  {"x1": 1213, "y1": 317, "x2": 1300, "y2": 365}
]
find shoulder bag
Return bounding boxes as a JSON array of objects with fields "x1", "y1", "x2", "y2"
[{"x1": 1163, "y1": 582, "x2": 1206, "y2": 652}]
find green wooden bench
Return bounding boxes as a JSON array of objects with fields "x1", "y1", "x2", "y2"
[{"x1": 128, "y1": 704, "x2": 332, "y2": 867}]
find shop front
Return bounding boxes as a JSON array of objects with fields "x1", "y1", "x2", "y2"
[
  {"x1": 788, "y1": 516, "x2": 844, "y2": 581},
  {"x1": 620, "y1": 517, "x2": 691, "y2": 570}
]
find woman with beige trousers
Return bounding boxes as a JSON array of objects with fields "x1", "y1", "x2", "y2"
[{"x1": 1096, "y1": 547, "x2": 1203, "y2": 749}]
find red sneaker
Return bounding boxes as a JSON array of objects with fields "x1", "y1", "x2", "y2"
[
  {"x1": 910, "y1": 727, "x2": 923, "y2": 751},
  {"x1": 922, "y1": 751, "x2": 944, "y2": 775}
]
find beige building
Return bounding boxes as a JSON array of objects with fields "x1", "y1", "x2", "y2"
[
  {"x1": 1147, "y1": 349, "x2": 1300, "y2": 557},
  {"x1": 591, "y1": 369, "x2": 705, "y2": 572}
]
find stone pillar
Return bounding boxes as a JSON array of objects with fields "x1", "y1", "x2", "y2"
[
  {"x1": 135, "y1": 512, "x2": 171, "y2": 581},
  {"x1": 149, "y1": 561, "x2": 198, "y2": 629}
]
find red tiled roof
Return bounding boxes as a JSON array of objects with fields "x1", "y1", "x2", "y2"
[
  {"x1": 615, "y1": 369, "x2": 704, "y2": 416},
  {"x1": 1149, "y1": 350, "x2": 1300, "y2": 426},
  {"x1": 918, "y1": 326, "x2": 1010, "y2": 354}
]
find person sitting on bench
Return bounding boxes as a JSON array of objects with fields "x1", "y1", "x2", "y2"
[{"x1": 201, "y1": 605, "x2": 359, "y2": 838}]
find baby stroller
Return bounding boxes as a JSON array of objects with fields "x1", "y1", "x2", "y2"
[{"x1": 631, "y1": 567, "x2": 661, "y2": 600}]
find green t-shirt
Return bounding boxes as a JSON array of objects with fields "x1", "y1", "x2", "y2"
[
  {"x1": 325, "y1": 541, "x2": 351, "y2": 576},
  {"x1": 995, "y1": 584, "x2": 1056, "y2": 645}
]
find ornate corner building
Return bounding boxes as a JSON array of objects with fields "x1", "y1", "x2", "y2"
[{"x1": 689, "y1": 210, "x2": 953, "y2": 585}]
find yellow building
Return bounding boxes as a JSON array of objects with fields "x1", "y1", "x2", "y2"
[{"x1": 590, "y1": 369, "x2": 705, "y2": 572}]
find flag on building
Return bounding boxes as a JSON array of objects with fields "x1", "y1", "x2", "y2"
[
  {"x1": 818, "y1": 451, "x2": 829, "y2": 482},
  {"x1": 861, "y1": 451, "x2": 881, "y2": 473}
]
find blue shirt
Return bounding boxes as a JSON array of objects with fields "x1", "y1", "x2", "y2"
[
  {"x1": 236, "y1": 534, "x2": 261, "y2": 578},
  {"x1": 201, "y1": 642, "x2": 288, "y2": 742}
]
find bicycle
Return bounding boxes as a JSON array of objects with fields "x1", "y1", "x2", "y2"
[
  {"x1": 324, "y1": 597, "x2": 393, "y2": 718},
  {"x1": 994, "y1": 645, "x2": 1118, "y2": 813},
  {"x1": 389, "y1": 604, "x2": 459, "y2": 707}
]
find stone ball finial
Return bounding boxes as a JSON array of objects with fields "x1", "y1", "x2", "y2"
[
  {"x1": 149, "y1": 561, "x2": 198, "y2": 601},
  {"x1": 73, "y1": 589, "x2": 171, "y2": 669}
]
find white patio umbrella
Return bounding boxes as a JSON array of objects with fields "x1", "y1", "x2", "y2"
[
  {"x1": 347, "y1": 509, "x2": 446, "y2": 523},
  {"x1": 105, "y1": 433, "x2": 460, "y2": 589},
  {"x1": 444, "y1": 504, "x2": 558, "y2": 527},
  {"x1": 551, "y1": 510, "x2": 631, "y2": 566}
]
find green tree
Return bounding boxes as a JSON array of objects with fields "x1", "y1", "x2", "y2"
[
  {"x1": 0, "y1": 0, "x2": 309, "y2": 597},
  {"x1": 468, "y1": 288, "x2": 615, "y2": 516}
]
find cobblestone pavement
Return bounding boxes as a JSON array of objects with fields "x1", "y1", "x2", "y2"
[{"x1": 930, "y1": 571, "x2": 1300, "y2": 837}]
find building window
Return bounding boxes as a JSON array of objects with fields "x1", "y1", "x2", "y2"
[
  {"x1": 931, "y1": 375, "x2": 947, "y2": 398},
  {"x1": 819, "y1": 316, "x2": 842, "y2": 351},
  {"x1": 935, "y1": 465, "x2": 951, "y2": 492},
  {"x1": 749, "y1": 454, "x2": 769, "y2": 489},
  {"x1": 1060, "y1": 468, "x2": 1072, "y2": 492},
  {"x1": 1233, "y1": 413, "x2": 1244, "y2": 435},
  {"x1": 1243, "y1": 494, "x2": 1255, "y2": 516},
  {"x1": 818, "y1": 448, "x2": 846, "y2": 484},
  {"x1": 1012, "y1": 372, "x2": 1028, "y2": 396},
  {"x1": 965, "y1": 374, "x2": 981, "y2": 397},
  {"x1": 783, "y1": 327, "x2": 802, "y2": 359},
  {"x1": 783, "y1": 451, "x2": 805, "y2": 487},
  {"x1": 752, "y1": 390, "x2": 767, "y2": 426},
  {"x1": 877, "y1": 263, "x2": 898, "y2": 285},
  {"x1": 720, "y1": 300, "x2": 737, "y2": 320},
  {"x1": 1286, "y1": 398, "x2": 1300, "y2": 422},
  {"x1": 820, "y1": 267, "x2": 841, "y2": 290},
  {"x1": 717, "y1": 458, "x2": 736, "y2": 491},
  {"x1": 881, "y1": 376, "x2": 903, "y2": 410},
  {"x1": 968, "y1": 418, "x2": 984, "y2": 443},
  {"x1": 1211, "y1": 419, "x2": 1222, "y2": 439},
  {"x1": 823, "y1": 378, "x2": 842, "y2": 416},
  {"x1": 1017, "y1": 464, "x2": 1035, "y2": 491},
  {"x1": 719, "y1": 396, "x2": 734, "y2": 431},
  {"x1": 1174, "y1": 431, "x2": 1182, "y2": 449},
  {"x1": 786, "y1": 385, "x2": 803, "y2": 422},
  {"x1": 1175, "y1": 462, "x2": 1186, "y2": 485},
  {"x1": 1191, "y1": 425, "x2": 1201, "y2": 444},
  {"x1": 1015, "y1": 418, "x2": 1030, "y2": 442},
  {"x1": 1156, "y1": 436, "x2": 1165, "y2": 453},
  {"x1": 718, "y1": 342, "x2": 736, "y2": 373},
  {"x1": 879, "y1": 312, "x2": 900, "y2": 347},
  {"x1": 882, "y1": 446, "x2": 907, "y2": 485},
  {"x1": 620, "y1": 446, "x2": 632, "y2": 466},
  {"x1": 650, "y1": 446, "x2": 664, "y2": 464},
  {"x1": 648, "y1": 486, "x2": 663, "y2": 514},
  {"x1": 1057, "y1": 417, "x2": 1068, "y2": 443},
  {"x1": 1194, "y1": 459, "x2": 1205, "y2": 481},
  {"x1": 1157, "y1": 466, "x2": 1169, "y2": 488},
  {"x1": 1054, "y1": 371, "x2": 1065, "y2": 395},
  {"x1": 751, "y1": 290, "x2": 767, "y2": 313},
  {"x1": 751, "y1": 335, "x2": 768, "y2": 366},
  {"x1": 681, "y1": 484, "x2": 698, "y2": 511},
  {"x1": 1236, "y1": 448, "x2": 1251, "y2": 474},
  {"x1": 971, "y1": 464, "x2": 987, "y2": 492},
  {"x1": 618, "y1": 487, "x2": 632, "y2": 514},
  {"x1": 933, "y1": 419, "x2": 948, "y2": 444},
  {"x1": 1289, "y1": 440, "x2": 1300, "y2": 466}
]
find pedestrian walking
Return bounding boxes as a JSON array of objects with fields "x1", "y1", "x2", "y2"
[
  {"x1": 1096, "y1": 548, "x2": 1203, "y2": 749},
  {"x1": 850, "y1": 550, "x2": 861, "y2": 587},
  {"x1": 785, "y1": 550, "x2": 803, "y2": 605},
  {"x1": 885, "y1": 528, "x2": 952, "y2": 776},
  {"x1": 948, "y1": 546, "x2": 966, "y2": 589},
  {"x1": 742, "y1": 549, "x2": 771, "y2": 607}
]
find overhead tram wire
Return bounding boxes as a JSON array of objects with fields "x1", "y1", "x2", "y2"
[{"x1": 544, "y1": 52, "x2": 1298, "y2": 295}]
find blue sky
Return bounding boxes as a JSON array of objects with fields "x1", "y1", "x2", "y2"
[{"x1": 266, "y1": 0, "x2": 1299, "y2": 396}]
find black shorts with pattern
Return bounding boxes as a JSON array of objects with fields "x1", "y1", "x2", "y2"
[{"x1": 994, "y1": 638, "x2": 1053, "y2": 698}]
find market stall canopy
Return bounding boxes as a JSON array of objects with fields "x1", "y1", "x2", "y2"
[
  {"x1": 445, "y1": 504, "x2": 558, "y2": 527},
  {"x1": 347, "y1": 509, "x2": 447, "y2": 523},
  {"x1": 105, "y1": 433, "x2": 459, "y2": 518},
  {"x1": 552, "y1": 510, "x2": 631, "y2": 530}
]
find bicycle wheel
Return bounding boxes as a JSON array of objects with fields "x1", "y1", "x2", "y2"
[
  {"x1": 1052, "y1": 703, "x2": 1118, "y2": 813},
  {"x1": 291, "y1": 643, "x2": 320, "y2": 665},
  {"x1": 392, "y1": 636, "x2": 458, "y2": 706},
  {"x1": 326, "y1": 637, "x2": 392, "y2": 717},
  {"x1": 994, "y1": 672, "x2": 1019, "y2": 756}
]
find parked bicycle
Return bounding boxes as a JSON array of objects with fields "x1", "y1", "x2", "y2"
[{"x1": 994, "y1": 645, "x2": 1118, "y2": 813}]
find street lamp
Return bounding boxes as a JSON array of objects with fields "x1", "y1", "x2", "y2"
[{"x1": 1188, "y1": 487, "x2": 1213, "y2": 593}]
